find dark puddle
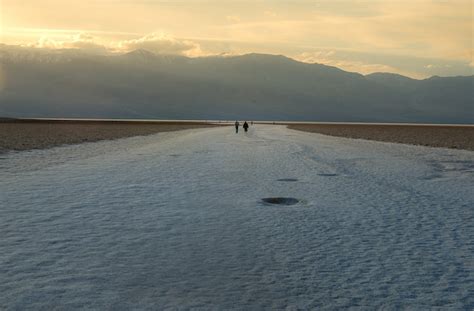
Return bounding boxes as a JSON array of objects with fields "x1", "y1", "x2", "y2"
[
  {"x1": 169, "y1": 154, "x2": 181, "y2": 157},
  {"x1": 277, "y1": 178, "x2": 298, "y2": 182},
  {"x1": 318, "y1": 173, "x2": 338, "y2": 177},
  {"x1": 261, "y1": 197, "x2": 300, "y2": 206}
]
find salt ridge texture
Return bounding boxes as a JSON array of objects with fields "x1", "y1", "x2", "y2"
[{"x1": 1, "y1": 125, "x2": 473, "y2": 309}]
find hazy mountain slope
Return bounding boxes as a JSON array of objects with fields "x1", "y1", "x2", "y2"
[
  {"x1": 366, "y1": 72, "x2": 418, "y2": 86},
  {"x1": 410, "y1": 76, "x2": 474, "y2": 122},
  {"x1": 364, "y1": 73, "x2": 473, "y2": 123},
  {"x1": 0, "y1": 46, "x2": 472, "y2": 123}
]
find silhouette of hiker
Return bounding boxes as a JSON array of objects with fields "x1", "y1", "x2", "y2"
[
  {"x1": 235, "y1": 121, "x2": 240, "y2": 133},
  {"x1": 243, "y1": 121, "x2": 249, "y2": 132}
]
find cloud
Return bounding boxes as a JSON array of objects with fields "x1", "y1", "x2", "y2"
[
  {"x1": 425, "y1": 64, "x2": 452, "y2": 69},
  {"x1": 66, "y1": 33, "x2": 110, "y2": 54},
  {"x1": 117, "y1": 33, "x2": 205, "y2": 57},
  {"x1": 226, "y1": 15, "x2": 241, "y2": 23},
  {"x1": 215, "y1": 1, "x2": 471, "y2": 64},
  {"x1": 24, "y1": 32, "x2": 209, "y2": 57},
  {"x1": 296, "y1": 51, "x2": 415, "y2": 77},
  {"x1": 3, "y1": 0, "x2": 471, "y2": 68},
  {"x1": 29, "y1": 33, "x2": 109, "y2": 54},
  {"x1": 263, "y1": 10, "x2": 277, "y2": 18}
]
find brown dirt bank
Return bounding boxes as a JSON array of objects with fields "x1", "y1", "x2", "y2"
[
  {"x1": 0, "y1": 119, "x2": 222, "y2": 153},
  {"x1": 287, "y1": 124, "x2": 474, "y2": 151}
]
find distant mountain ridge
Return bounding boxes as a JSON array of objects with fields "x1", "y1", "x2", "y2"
[{"x1": 1, "y1": 45, "x2": 472, "y2": 123}]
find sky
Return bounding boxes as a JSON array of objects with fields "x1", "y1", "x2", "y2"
[{"x1": 0, "y1": 0, "x2": 473, "y2": 78}]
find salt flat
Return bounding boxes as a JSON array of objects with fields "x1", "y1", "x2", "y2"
[{"x1": 1, "y1": 125, "x2": 473, "y2": 309}]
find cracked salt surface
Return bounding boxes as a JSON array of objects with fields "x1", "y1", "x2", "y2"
[{"x1": 1, "y1": 125, "x2": 473, "y2": 309}]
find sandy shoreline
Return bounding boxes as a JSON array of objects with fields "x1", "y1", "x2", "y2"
[
  {"x1": 288, "y1": 124, "x2": 474, "y2": 151},
  {"x1": 0, "y1": 119, "x2": 221, "y2": 153}
]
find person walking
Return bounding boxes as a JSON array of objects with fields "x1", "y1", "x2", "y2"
[
  {"x1": 243, "y1": 121, "x2": 249, "y2": 132},
  {"x1": 235, "y1": 121, "x2": 240, "y2": 133}
]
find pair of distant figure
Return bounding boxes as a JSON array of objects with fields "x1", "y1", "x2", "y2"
[{"x1": 235, "y1": 121, "x2": 250, "y2": 133}]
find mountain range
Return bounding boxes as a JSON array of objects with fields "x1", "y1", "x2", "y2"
[{"x1": 1, "y1": 45, "x2": 472, "y2": 123}]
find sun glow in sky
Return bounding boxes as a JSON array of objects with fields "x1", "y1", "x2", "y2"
[{"x1": 1, "y1": 0, "x2": 473, "y2": 78}]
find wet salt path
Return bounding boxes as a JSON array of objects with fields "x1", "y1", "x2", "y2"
[{"x1": 1, "y1": 125, "x2": 473, "y2": 309}]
